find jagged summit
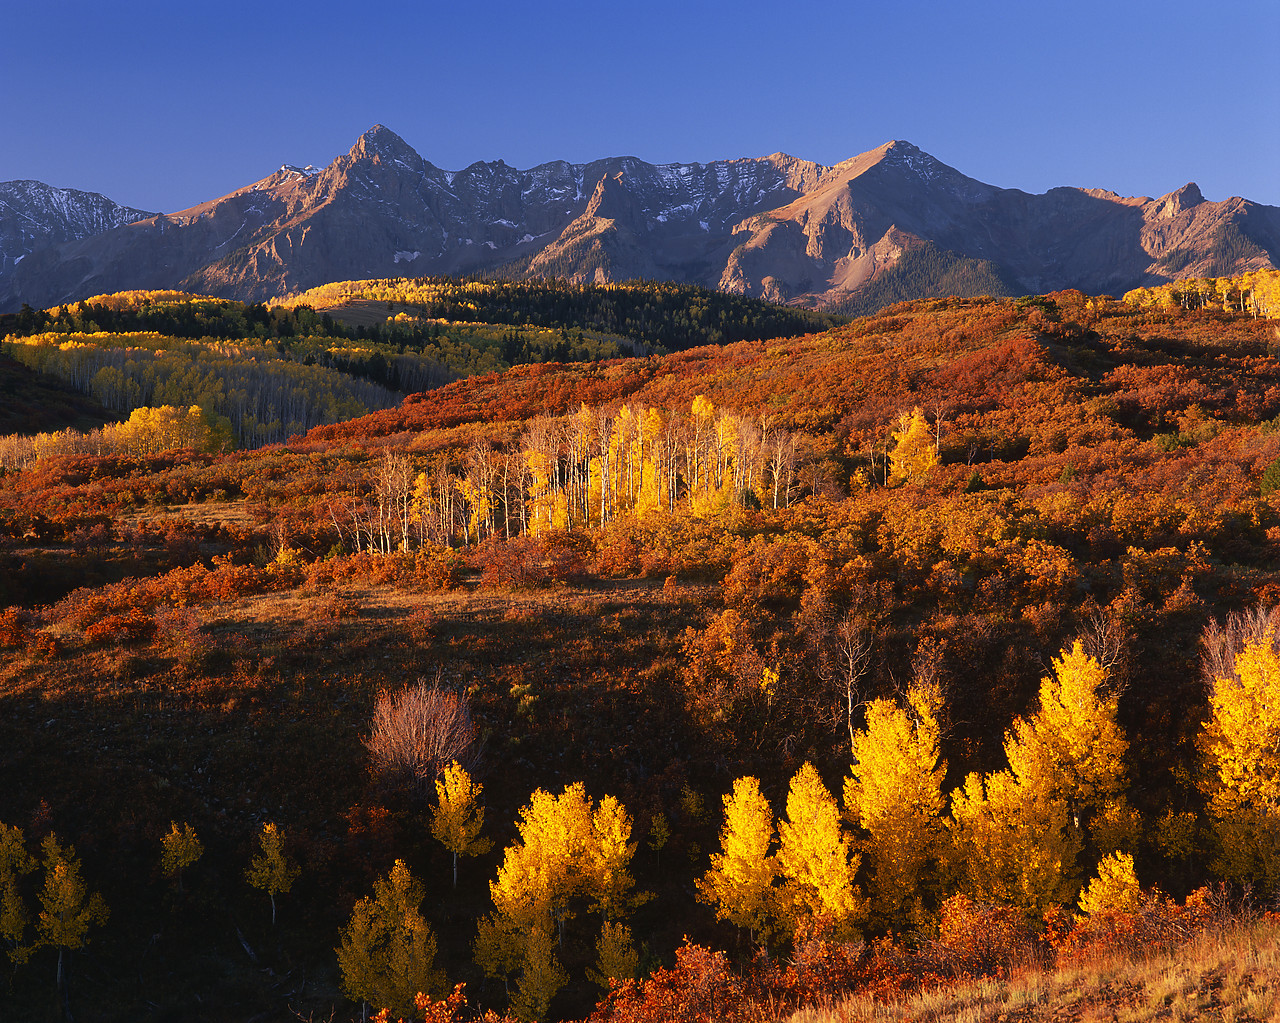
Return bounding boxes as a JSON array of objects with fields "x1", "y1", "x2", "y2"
[
  {"x1": 0, "y1": 180, "x2": 154, "y2": 276},
  {"x1": 349, "y1": 124, "x2": 421, "y2": 164},
  {"x1": 1, "y1": 127, "x2": 1276, "y2": 313}
]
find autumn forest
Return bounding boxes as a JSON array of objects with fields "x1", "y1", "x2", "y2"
[{"x1": 3, "y1": 273, "x2": 1280, "y2": 1022}]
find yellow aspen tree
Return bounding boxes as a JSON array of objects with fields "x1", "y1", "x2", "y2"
[
  {"x1": 1077, "y1": 851, "x2": 1141, "y2": 917},
  {"x1": 775, "y1": 763, "x2": 865, "y2": 940},
  {"x1": 524, "y1": 450, "x2": 556, "y2": 537},
  {"x1": 587, "y1": 920, "x2": 639, "y2": 990},
  {"x1": 636, "y1": 407, "x2": 666, "y2": 516},
  {"x1": 948, "y1": 767, "x2": 1080, "y2": 913},
  {"x1": 889, "y1": 407, "x2": 939, "y2": 484},
  {"x1": 457, "y1": 477, "x2": 490, "y2": 546},
  {"x1": 609, "y1": 405, "x2": 638, "y2": 514},
  {"x1": 1004, "y1": 641, "x2": 1135, "y2": 857},
  {"x1": 844, "y1": 683, "x2": 946, "y2": 929},
  {"x1": 589, "y1": 795, "x2": 643, "y2": 921},
  {"x1": 336, "y1": 859, "x2": 445, "y2": 1020},
  {"x1": 36, "y1": 835, "x2": 108, "y2": 1011},
  {"x1": 1201, "y1": 632, "x2": 1280, "y2": 892},
  {"x1": 688, "y1": 395, "x2": 716, "y2": 505},
  {"x1": 696, "y1": 776, "x2": 779, "y2": 941},
  {"x1": 159, "y1": 821, "x2": 203, "y2": 894},
  {"x1": 491, "y1": 784, "x2": 595, "y2": 938},
  {"x1": 245, "y1": 822, "x2": 300, "y2": 926},
  {"x1": 951, "y1": 640, "x2": 1132, "y2": 914},
  {"x1": 477, "y1": 783, "x2": 640, "y2": 1014},
  {"x1": 430, "y1": 761, "x2": 492, "y2": 888},
  {"x1": 0, "y1": 822, "x2": 34, "y2": 966},
  {"x1": 510, "y1": 923, "x2": 568, "y2": 1022}
]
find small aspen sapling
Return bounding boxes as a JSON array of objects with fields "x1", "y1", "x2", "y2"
[
  {"x1": 587, "y1": 920, "x2": 639, "y2": 989},
  {"x1": 36, "y1": 835, "x2": 108, "y2": 1012},
  {"x1": 430, "y1": 761, "x2": 492, "y2": 888},
  {"x1": 646, "y1": 812, "x2": 670, "y2": 871},
  {"x1": 510, "y1": 923, "x2": 567, "y2": 1023},
  {"x1": 245, "y1": 822, "x2": 299, "y2": 927},
  {"x1": 1078, "y1": 851, "x2": 1141, "y2": 917},
  {"x1": 160, "y1": 821, "x2": 203, "y2": 894}
]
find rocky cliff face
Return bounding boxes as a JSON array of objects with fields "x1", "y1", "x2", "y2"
[
  {"x1": 0, "y1": 180, "x2": 153, "y2": 283},
  {"x1": 2, "y1": 126, "x2": 1276, "y2": 313}
]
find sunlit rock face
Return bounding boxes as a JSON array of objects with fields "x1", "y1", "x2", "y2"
[{"x1": 2, "y1": 126, "x2": 1277, "y2": 313}]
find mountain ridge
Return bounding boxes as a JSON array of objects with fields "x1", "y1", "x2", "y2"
[{"x1": 1, "y1": 125, "x2": 1276, "y2": 314}]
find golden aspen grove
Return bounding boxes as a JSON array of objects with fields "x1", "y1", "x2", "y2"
[{"x1": 4, "y1": 275, "x2": 1280, "y2": 1020}]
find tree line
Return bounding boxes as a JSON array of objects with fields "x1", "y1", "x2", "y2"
[{"x1": 272, "y1": 276, "x2": 843, "y2": 351}]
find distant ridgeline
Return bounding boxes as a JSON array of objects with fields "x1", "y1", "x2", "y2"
[{"x1": 0, "y1": 281, "x2": 839, "y2": 451}]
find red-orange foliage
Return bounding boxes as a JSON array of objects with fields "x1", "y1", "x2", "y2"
[
  {"x1": 471, "y1": 531, "x2": 594, "y2": 589},
  {"x1": 366, "y1": 982, "x2": 520, "y2": 1023},
  {"x1": 924, "y1": 894, "x2": 1040, "y2": 979},
  {"x1": 1044, "y1": 887, "x2": 1221, "y2": 964},
  {"x1": 0, "y1": 607, "x2": 33, "y2": 647},
  {"x1": 588, "y1": 942, "x2": 746, "y2": 1023},
  {"x1": 304, "y1": 550, "x2": 463, "y2": 591},
  {"x1": 83, "y1": 609, "x2": 158, "y2": 646}
]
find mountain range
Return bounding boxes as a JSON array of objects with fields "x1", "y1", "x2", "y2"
[{"x1": 2, "y1": 125, "x2": 1277, "y2": 314}]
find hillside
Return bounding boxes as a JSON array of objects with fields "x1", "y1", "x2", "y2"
[
  {"x1": 2, "y1": 126, "x2": 1276, "y2": 314},
  {"x1": 2, "y1": 285, "x2": 1280, "y2": 1021},
  {"x1": 0, "y1": 281, "x2": 838, "y2": 450},
  {"x1": 0, "y1": 355, "x2": 120, "y2": 435}
]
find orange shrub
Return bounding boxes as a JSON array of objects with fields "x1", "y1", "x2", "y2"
[
  {"x1": 84, "y1": 609, "x2": 157, "y2": 646},
  {"x1": 588, "y1": 942, "x2": 745, "y2": 1023},
  {"x1": 1046, "y1": 886, "x2": 1221, "y2": 964},
  {"x1": 923, "y1": 894, "x2": 1041, "y2": 978},
  {"x1": 0, "y1": 607, "x2": 34, "y2": 647}
]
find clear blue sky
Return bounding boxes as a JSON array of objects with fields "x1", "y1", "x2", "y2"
[{"x1": 4, "y1": 0, "x2": 1277, "y2": 214}]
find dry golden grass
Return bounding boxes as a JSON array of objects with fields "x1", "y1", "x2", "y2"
[
  {"x1": 788, "y1": 915, "x2": 1280, "y2": 1023},
  {"x1": 123, "y1": 499, "x2": 258, "y2": 530}
]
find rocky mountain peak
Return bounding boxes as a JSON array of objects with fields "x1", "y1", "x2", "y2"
[
  {"x1": 1154, "y1": 182, "x2": 1206, "y2": 219},
  {"x1": 875, "y1": 141, "x2": 954, "y2": 183},
  {"x1": 1, "y1": 129, "x2": 1275, "y2": 314},
  {"x1": 350, "y1": 124, "x2": 420, "y2": 165}
]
